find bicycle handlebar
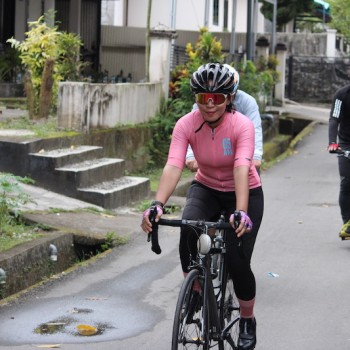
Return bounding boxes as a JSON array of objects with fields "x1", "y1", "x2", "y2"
[
  {"x1": 158, "y1": 218, "x2": 233, "y2": 229},
  {"x1": 147, "y1": 214, "x2": 236, "y2": 255},
  {"x1": 329, "y1": 149, "x2": 350, "y2": 158}
]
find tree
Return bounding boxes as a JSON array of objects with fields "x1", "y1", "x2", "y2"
[
  {"x1": 7, "y1": 11, "x2": 87, "y2": 119},
  {"x1": 258, "y1": 0, "x2": 316, "y2": 29},
  {"x1": 328, "y1": 0, "x2": 350, "y2": 44}
]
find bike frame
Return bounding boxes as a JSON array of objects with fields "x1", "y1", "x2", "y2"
[{"x1": 194, "y1": 227, "x2": 239, "y2": 346}]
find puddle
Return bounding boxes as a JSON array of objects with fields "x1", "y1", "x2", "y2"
[
  {"x1": 34, "y1": 316, "x2": 112, "y2": 337},
  {"x1": 70, "y1": 307, "x2": 93, "y2": 314},
  {"x1": 34, "y1": 321, "x2": 69, "y2": 335}
]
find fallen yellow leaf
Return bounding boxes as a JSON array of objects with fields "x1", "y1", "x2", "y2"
[{"x1": 76, "y1": 324, "x2": 98, "y2": 336}]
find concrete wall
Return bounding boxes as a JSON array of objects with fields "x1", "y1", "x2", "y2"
[
  {"x1": 57, "y1": 82, "x2": 163, "y2": 132},
  {"x1": 0, "y1": 232, "x2": 76, "y2": 298},
  {"x1": 287, "y1": 56, "x2": 350, "y2": 103}
]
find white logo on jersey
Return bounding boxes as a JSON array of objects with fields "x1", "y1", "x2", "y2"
[{"x1": 332, "y1": 99, "x2": 342, "y2": 119}]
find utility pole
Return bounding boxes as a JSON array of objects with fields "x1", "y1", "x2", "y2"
[
  {"x1": 265, "y1": 0, "x2": 277, "y2": 54},
  {"x1": 230, "y1": 0, "x2": 237, "y2": 62},
  {"x1": 170, "y1": 0, "x2": 177, "y2": 71},
  {"x1": 204, "y1": 0, "x2": 209, "y2": 27},
  {"x1": 246, "y1": 0, "x2": 253, "y2": 60},
  {"x1": 145, "y1": 0, "x2": 152, "y2": 82},
  {"x1": 170, "y1": 0, "x2": 177, "y2": 29}
]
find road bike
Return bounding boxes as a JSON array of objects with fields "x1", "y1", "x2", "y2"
[{"x1": 148, "y1": 210, "x2": 242, "y2": 349}]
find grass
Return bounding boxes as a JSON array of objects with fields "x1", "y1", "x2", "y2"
[
  {"x1": 0, "y1": 97, "x2": 27, "y2": 110},
  {"x1": 0, "y1": 223, "x2": 46, "y2": 252},
  {"x1": 0, "y1": 115, "x2": 80, "y2": 138},
  {"x1": 0, "y1": 98, "x2": 80, "y2": 138}
]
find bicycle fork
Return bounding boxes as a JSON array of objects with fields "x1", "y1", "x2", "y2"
[
  {"x1": 201, "y1": 256, "x2": 226, "y2": 343},
  {"x1": 203, "y1": 258, "x2": 240, "y2": 349}
]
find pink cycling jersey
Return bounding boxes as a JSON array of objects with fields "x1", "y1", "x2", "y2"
[{"x1": 166, "y1": 110, "x2": 261, "y2": 192}]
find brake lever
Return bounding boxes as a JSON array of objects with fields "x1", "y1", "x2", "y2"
[
  {"x1": 147, "y1": 206, "x2": 161, "y2": 255},
  {"x1": 233, "y1": 210, "x2": 245, "y2": 258}
]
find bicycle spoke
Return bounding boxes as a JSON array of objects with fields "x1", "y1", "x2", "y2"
[
  {"x1": 172, "y1": 270, "x2": 210, "y2": 350},
  {"x1": 220, "y1": 277, "x2": 240, "y2": 350}
]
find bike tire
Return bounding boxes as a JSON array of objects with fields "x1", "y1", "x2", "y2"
[
  {"x1": 171, "y1": 269, "x2": 210, "y2": 350},
  {"x1": 219, "y1": 272, "x2": 240, "y2": 350}
]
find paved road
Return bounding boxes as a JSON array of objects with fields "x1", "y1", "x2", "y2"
[{"x1": 1, "y1": 105, "x2": 350, "y2": 349}]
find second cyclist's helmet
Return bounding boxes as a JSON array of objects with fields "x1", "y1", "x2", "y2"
[
  {"x1": 223, "y1": 64, "x2": 240, "y2": 93},
  {"x1": 190, "y1": 63, "x2": 238, "y2": 94}
]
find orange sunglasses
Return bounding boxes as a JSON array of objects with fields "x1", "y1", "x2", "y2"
[{"x1": 195, "y1": 93, "x2": 228, "y2": 105}]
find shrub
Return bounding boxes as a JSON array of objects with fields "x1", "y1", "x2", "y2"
[{"x1": 7, "y1": 10, "x2": 88, "y2": 119}]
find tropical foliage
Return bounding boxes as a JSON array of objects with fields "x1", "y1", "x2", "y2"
[
  {"x1": 148, "y1": 28, "x2": 279, "y2": 167},
  {"x1": 7, "y1": 11, "x2": 88, "y2": 119},
  {"x1": 328, "y1": 0, "x2": 350, "y2": 45}
]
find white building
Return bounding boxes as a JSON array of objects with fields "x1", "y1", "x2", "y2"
[{"x1": 101, "y1": 0, "x2": 266, "y2": 34}]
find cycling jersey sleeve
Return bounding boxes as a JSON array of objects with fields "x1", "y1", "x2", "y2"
[
  {"x1": 233, "y1": 113, "x2": 255, "y2": 168},
  {"x1": 329, "y1": 95, "x2": 342, "y2": 144},
  {"x1": 186, "y1": 145, "x2": 195, "y2": 160},
  {"x1": 167, "y1": 115, "x2": 192, "y2": 169},
  {"x1": 235, "y1": 91, "x2": 262, "y2": 161}
]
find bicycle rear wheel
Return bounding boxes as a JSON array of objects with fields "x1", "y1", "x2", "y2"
[
  {"x1": 220, "y1": 274, "x2": 240, "y2": 349},
  {"x1": 171, "y1": 269, "x2": 210, "y2": 350}
]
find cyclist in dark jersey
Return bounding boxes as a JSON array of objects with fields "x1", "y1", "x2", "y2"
[
  {"x1": 328, "y1": 84, "x2": 350, "y2": 238},
  {"x1": 142, "y1": 63, "x2": 264, "y2": 350}
]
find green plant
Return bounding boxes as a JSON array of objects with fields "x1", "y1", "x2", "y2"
[
  {"x1": 0, "y1": 46, "x2": 22, "y2": 82},
  {"x1": 0, "y1": 173, "x2": 44, "y2": 252},
  {"x1": 170, "y1": 28, "x2": 225, "y2": 102},
  {"x1": 100, "y1": 231, "x2": 116, "y2": 251},
  {"x1": 7, "y1": 10, "x2": 88, "y2": 119},
  {"x1": 0, "y1": 173, "x2": 35, "y2": 229},
  {"x1": 147, "y1": 98, "x2": 193, "y2": 167},
  {"x1": 237, "y1": 56, "x2": 279, "y2": 110}
]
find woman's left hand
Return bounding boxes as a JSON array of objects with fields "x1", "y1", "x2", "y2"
[{"x1": 230, "y1": 210, "x2": 253, "y2": 238}]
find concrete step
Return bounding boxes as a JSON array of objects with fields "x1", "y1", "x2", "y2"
[
  {"x1": 29, "y1": 145, "x2": 104, "y2": 169},
  {"x1": 56, "y1": 158, "x2": 125, "y2": 188},
  {"x1": 77, "y1": 176, "x2": 150, "y2": 209}
]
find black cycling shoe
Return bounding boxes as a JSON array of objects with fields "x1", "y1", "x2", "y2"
[{"x1": 238, "y1": 317, "x2": 256, "y2": 350}]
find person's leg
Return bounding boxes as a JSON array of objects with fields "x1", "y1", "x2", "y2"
[
  {"x1": 179, "y1": 181, "x2": 221, "y2": 273},
  {"x1": 223, "y1": 187, "x2": 264, "y2": 350},
  {"x1": 338, "y1": 156, "x2": 350, "y2": 237}
]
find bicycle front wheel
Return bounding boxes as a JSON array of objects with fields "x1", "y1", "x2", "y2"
[
  {"x1": 220, "y1": 274, "x2": 240, "y2": 350},
  {"x1": 171, "y1": 269, "x2": 210, "y2": 350}
]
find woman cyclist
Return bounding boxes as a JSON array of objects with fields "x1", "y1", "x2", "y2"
[
  {"x1": 186, "y1": 64, "x2": 263, "y2": 173},
  {"x1": 141, "y1": 63, "x2": 264, "y2": 350}
]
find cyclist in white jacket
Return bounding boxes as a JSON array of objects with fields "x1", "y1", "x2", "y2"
[{"x1": 186, "y1": 64, "x2": 263, "y2": 172}]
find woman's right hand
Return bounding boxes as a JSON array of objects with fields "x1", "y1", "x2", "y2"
[
  {"x1": 327, "y1": 143, "x2": 341, "y2": 153},
  {"x1": 140, "y1": 204, "x2": 163, "y2": 233}
]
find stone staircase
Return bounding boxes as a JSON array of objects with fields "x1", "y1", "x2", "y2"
[{"x1": 28, "y1": 145, "x2": 150, "y2": 209}]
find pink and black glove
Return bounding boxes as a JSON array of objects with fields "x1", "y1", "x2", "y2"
[{"x1": 230, "y1": 210, "x2": 253, "y2": 231}]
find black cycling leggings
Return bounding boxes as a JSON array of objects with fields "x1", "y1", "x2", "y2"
[
  {"x1": 338, "y1": 154, "x2": 350, "y2": 223},
  {"x1": 179, "y1": 181, "x2": 264, "y2": 301}
]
